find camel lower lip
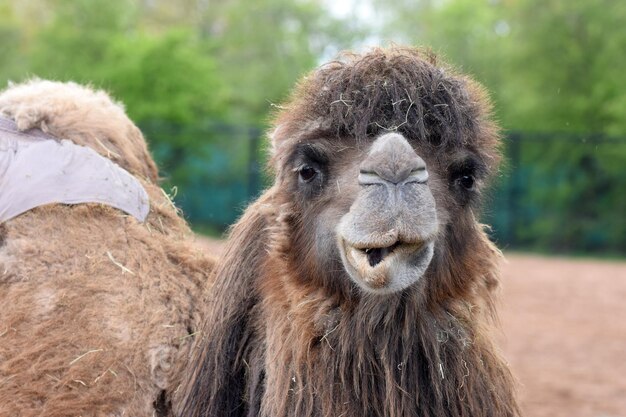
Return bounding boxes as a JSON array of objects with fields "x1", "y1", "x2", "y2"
[{"x1": 342, "y1": 239, "x2": 428, "y2": 289}]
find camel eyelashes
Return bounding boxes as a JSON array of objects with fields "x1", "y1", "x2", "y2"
[{"x1": 299, "y1": 144, "x2": 329, "y2": 165}]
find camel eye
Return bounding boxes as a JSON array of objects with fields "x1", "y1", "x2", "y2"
[
  {"x1": 298, "y1": 165, "x2": 318, "y2": 183},
  {"x1": 458, "y1": 175, "x2": 475, "y2": 190},
  {"x1": 449, "y1": 156, "x2": 482, "y2": 192}
]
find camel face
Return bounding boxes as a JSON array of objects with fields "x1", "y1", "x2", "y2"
[
  {"x1": 268, "y1": 48, "x2": 500, "y2": 298},
  {"x1": 278, "y1": 121, "x2": 488, "y2": 296}
]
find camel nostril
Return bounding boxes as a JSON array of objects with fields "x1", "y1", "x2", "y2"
[{"x1": 407, "y1": 166, "x2": 429, "y2": 184}]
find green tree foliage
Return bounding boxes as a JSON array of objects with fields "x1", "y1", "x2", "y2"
[
  {"x1": 103, "y1": 31, "x2": 223, "y2": 125},
  {"x1": 0, "y1": 1, "x2": 27, "y2": 82},
  {"x1": 509, "y1": 0, "x2": 626, "y2": 135},
  {"x1": 7, "y1": 0, "x2": 222, "y2": 128},
  {"x1": 192, "y1": 0, "x2": 360, "y2": 123},
  {"x1": 1, "y1": 0, "x2": 623, "y2": 251}
]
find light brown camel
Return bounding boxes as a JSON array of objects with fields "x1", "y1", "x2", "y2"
[
  {"x1": 0, "y1": 80, "x2": 214, "y2": 417},
  {"x1": 178, "y1": 47, "x2": 520, "y2": 417}
]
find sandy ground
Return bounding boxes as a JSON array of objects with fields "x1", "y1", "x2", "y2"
[
  {"x1": 194, "y1": 237, "x2": 626, "y2": 417},
  {"x1": 499, "y1": 254, "x2": 626, "y2": 417}
]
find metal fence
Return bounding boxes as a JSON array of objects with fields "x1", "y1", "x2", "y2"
[
  {"x1": 141, "y1": 121, "x2": 626, "y2": 255},
  {"x1": 141, "y1": 120, "x2": 263, "y2": 232},
  {"x1": 485, "y1": 132, "x2": 625, "y2": 255}
]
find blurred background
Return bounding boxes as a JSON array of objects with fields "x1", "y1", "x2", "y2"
[{"x1": 1, "y1": 1, "x2": 625, "y2": 416}]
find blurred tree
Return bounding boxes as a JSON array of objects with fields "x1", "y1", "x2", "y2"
[
  {"x1": 0, "y1": 0, "x2": 228, "y2": 206},
  {"x1": 1, "y1": 0, "x2": 623, "y2": 249},
  {"x1": 103, "y1": 31, "x2": 224, "y2": 125},
  {"x1": 508, "y1": 0, "x2": 626, "y2": 135},
  {"x1": 0, "y1": 1, "x2": 24, "y2": 82},
  {"x1": 116, "y1": 0, "x2": 361, "y2": 123},
  {"x1": 26, "y1": 0, "x2": 222, "y2": 126},
  {"x1": 0, "y1": 0, "x2": 361, "y2": 231},
  {"x1": 193, "y1": 0, "x2": 361, "y2": 123},
  {"x1": 373, "y1": 0, "x2": 626, "y2": 255}
]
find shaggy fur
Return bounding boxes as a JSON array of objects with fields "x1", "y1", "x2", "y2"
[
  {"x1": 0, "y1": 80, "x2": 214, "y2": 416},
  {"x1": 178, "y1": 47, "x2": 519, "y2": 417}
]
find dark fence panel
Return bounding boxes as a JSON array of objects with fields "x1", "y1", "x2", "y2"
[
  {"x1": 140, "y1": 121, "x2": 626, "y2": 255},
  {"x1": 484, "y1": 132, "x2": 626, "y2": 255},
  {"x1": 140, "y1": 120, "x2": 264, "y2": 232}
]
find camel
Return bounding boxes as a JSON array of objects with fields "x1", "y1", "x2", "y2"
[
  {"x1": 177, "y1": 47, "x2": 520, "y2": 417},
  {"x1": 0, "y1": 80, "x2": 214, "y2": 416}
]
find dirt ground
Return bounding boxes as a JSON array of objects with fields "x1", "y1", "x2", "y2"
[
  {"x1": 499, "y1": 253, "x2": 626, "y2": 417},
  {"x1": 194, "y1": 237, "x2": 626, "y2": 417}
]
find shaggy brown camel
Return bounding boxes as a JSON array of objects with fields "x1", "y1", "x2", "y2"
[
  {"x1": 0, "y1": 80, "x2": 214, "y2": 416},
  {"x1": 178, "y1": 47, "x2": 520, "y2": 417}
]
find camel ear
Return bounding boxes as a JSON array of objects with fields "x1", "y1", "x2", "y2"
[{"x1": 267, "y1": 124, "x2": 285, "y2": 158}]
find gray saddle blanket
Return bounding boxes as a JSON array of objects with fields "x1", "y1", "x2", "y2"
[{"x1": 0, "y1": 116, "x2": 149, "y2": 223}]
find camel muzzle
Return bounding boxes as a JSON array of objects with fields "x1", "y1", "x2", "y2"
[{"x1": 335, "y1": 132, "x2": 438, "y2": 293}]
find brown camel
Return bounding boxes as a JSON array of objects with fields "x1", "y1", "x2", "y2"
[
  {"x1": 0, "y1": 80, "x2": 214, "y2": 416},
  {"x1": 177, "y1": 47, "x2": 520, "y2": 417}
]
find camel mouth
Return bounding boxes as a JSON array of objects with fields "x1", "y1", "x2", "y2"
[
  {"x1": 359, "y1": 241, "x2": 405, "y2": 267},
  {"x1": 339, "y1": 237, "x2": 433, "y2": 293}
]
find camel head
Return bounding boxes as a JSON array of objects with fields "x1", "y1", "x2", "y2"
[
  {"x1": 268, "y1": 47, "x2": 500, "y2": 297},
  {"x1": 177, "y1": 47, "x2": 517, "y2": 417}
]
